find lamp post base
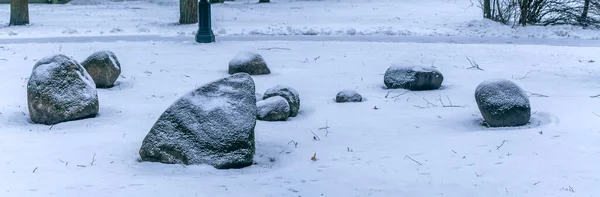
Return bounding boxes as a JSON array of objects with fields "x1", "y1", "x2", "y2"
[{"x1": 196, "y1": 30, "x2": 215, "y2": 43}]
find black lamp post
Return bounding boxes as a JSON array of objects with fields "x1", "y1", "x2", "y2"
[{"x1": 196, "y1": 0, "x2": 215, "y2": 43}]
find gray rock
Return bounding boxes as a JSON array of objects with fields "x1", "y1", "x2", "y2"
[
  {"x1": 27, "y1": 54, "x2": 99, "y2": 125},
  {"x1": 81, "y1": 51, "x2": 121, "y2": 88},
  {"x1": 228, "y1": 51, "x2": 270, "y2": 75},
  {"x1": 475, "y1": 79, "x2": 531, "y2": 127},
  {"x1": 336, "y1": 90, "x2": 362, "y2": 103},
  {"x1": 139, "y1": 73, "x2": 257, "y2": 169},
  {"x1": 384, "y1": 65, "x2": 443, "y2": 90},
  {"x1": 257, "y1": 96, "x2": 290, "y2": 121},
  {"x1": 263, "y1": 85, "x2": 300, "y2": 117}
]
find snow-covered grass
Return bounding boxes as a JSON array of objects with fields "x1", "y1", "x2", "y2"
[
  {"x1": 1, "y1": 40, "x2": 600, "y2": 196},
  {"x1": 1, "y1": 0, "x2": 600, "y2": 39}
]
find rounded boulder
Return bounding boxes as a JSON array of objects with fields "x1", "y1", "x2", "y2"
[
  {"x1": 335, "y1": 90, "x2": 362, "y2": 103},
  {"x1": 81, "y1": 51, "x2": 122, "y2": 88},
  {"x1": 475, "y1": 79, "x2": 531, "y2": 127},
  {"x1": 228, "y1": 51, "x2": 270, "y2": 75}
]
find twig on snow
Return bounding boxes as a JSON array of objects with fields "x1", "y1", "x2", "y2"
[
  {"x1": 466, "y1": 57, "x2": 484, "y2": 71},
  {"x1": 310, "y1": 130, "x2": 321, "y2": 141},
  {"x1": 423, "y1": 98, "x2": 438, "y2": 108},
  {"x1": 496, "y1": 140, "x2": 507, "y2": 150},
  {"x1": 526, "y1": 91, "x2": 549, "y2": 97},
  {"x1": 404, "y1": 155, "x2": 422, "y2": 166},
  {"x1": 32, "y1": 167, "x2": 38, "y2": 173},
  {"x1": 288, "y1": 140, "x2": 298, "y2": 148},
  {"x1": 591, "y1": 94, "x2": 600, "y2": 98},
  {"x1": 436, "y1": 95, "x2": 465, "y2": 107},
  {"x1": 318, "y1": 121, "x2": 330, "y2": 137},
  {"x1": 90, "y1": 153, "x2": 96, "y2": 166},
  {"x1": 593, "y1": 112, "x2": 600, "y2": 117}
]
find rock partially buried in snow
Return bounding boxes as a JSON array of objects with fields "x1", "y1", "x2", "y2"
[
  {"x1": 27, "y1": 54, "x2": 99, "y2": 125},
  {"x1": 384, "y1": 65, "x2": 443, "y2": 90},
  {"x1": 257, "y1": 96, "x2": 290, "y2": 121},
  {"x1": 81, "y1": 51, "x2": 122, "y2": 88},
  {"x1": 263, "y1": 85, "x2": 300, "y2": 117},
  {"x1": 228, "y1": 51, "x2": 270, "y2": 75},
  {"x1": 139, "y1": 73, "x2": 257, "y2": 169},
  {"x1": 336, "y1": 90, "x2": 362, "y2": 103},
  {"x1": 475, "y1": 79, "x2": 531, "y2": 127}
]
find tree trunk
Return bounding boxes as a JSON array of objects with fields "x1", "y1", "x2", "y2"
[
  {"x1": 582, "y1": 0, "x2": 590, "y2": 20},
  {"x1": 519, "y1": 0, "x2": 529, "y2": 26},
  {"x1": 9, "y1": 0, "x2": 29, "y2": 26},
  {"x1": 483, "y1": 0, "x2": 491, "y2": 19},
  {"x1": 179, "y1": 0, "x2": 198, "y2": 24}
]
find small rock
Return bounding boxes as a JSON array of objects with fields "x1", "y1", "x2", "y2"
[
  {"x1": 27, "y1": 54, "x2": 99, "y2": 125},
  {"x1": 336, "y1": 90, "x2": 363, "y2": 103},
  {"x1": 139, "y1": 73, "x2": 257, "y2": 169},
  {"x1": 475, "y1": 79, "x2": 531, "y2": 127},
  {"x1": 81, "y1": 51, "x2": 121, "y2": 88},
  {"x1": 384, "y1": 65, "x2": 443, "y2": 90},
  {"x1": 263, "y1": 85, "x2": 300, "y2": 117},
  {"x1": 257, "y1": 96, "x2": 290, "y2": 121},
  {"x1": 228, "y1": 51, "x2": 270, "y2": 75}
]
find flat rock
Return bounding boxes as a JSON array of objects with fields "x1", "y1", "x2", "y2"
[{"x1": 384, "y1": 65, "x2": 443, "y2": 90}]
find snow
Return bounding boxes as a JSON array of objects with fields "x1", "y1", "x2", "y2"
[
  {"x1": 229, "y1": 51, "x2": 260, "y2": 66},
  {"x1": 1, "y1": 0, "x2": 600, "y2": 196},
  {"x1": 0, "y1": 0, "x2": 600, "y2": 39},
  {"x1": 2, "y1": 40, "x2": 600, "y2": 197}
]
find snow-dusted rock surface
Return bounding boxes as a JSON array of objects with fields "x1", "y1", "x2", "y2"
[
  {"x1": 335, "y1": 90, "x2": 363, "y2": 103},
  {"x1": 384, "y1": 65, "x2": 443, "y2": 90},
  {"x1": 475, "y1": 79, "x2": 531, "y2": 127},
  {"x1": 139, "y1": 73, "x2": 257, "y2": 169},
  {"x1": 228, "y1": 51, "x2": 270, "y2": 75},
  {"x1": 263, "y1": 85, "x2": 300, "y2": 117},
  {"x1": 81, "y1": 51, "x2": 122, "y2": 88},
  {"x1": 257, "y1": 96, "x2": 290, "y2": 121},
  {"x1": 27, "y1": 54, "x2": 99, "y2": 125}
]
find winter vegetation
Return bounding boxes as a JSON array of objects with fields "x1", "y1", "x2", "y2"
[{"x1": 1, "y1": 0, "x2": 600, "y2": 197}]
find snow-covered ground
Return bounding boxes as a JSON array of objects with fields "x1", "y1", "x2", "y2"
[
  {"x1": 1, "y1": 0, "x2": 600, "y2": 39},
  {"x1": 2, "y1": 0, "x2": 600, "y2": 196},
  {"x1": 1, "y1": 40, "x2": 600, "y2": 197}
]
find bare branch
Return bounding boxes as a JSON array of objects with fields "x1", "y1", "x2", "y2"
[
  {"x1": 404, "y1": 155, "x2": 423, "y2": 166},
  {"x1": 466, "y1": 57, "x2": 484, "y2": 71}
]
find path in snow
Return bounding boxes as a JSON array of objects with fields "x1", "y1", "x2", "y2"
[{"x1": 3, "y1": 35, "x2": 600, "y2": 47}]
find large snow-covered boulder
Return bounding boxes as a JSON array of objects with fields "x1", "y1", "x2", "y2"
[
  {"x1": 257, "y1": 96, "x2": 290, "y2": 121},
  {"x1": 81, "y1": 51, "x2": 122, "y2": 88},
  {"x1": 27, "y1": 54, "x2": 99, "y2": 125},
  {"x1": 475, "y1": 79, "x2": 531, "y2": 127},
  {"x1": 384, "y1": 65, "x2": 443, "y2": 90},
  {"x1": 228, "y1": 51, "x2": 271, "y2": 75},
  {"x1": 139, "y1": 73, "x2": 257, "y2": 169},
  {"x1": 335, "y1": 90, "x2": 363, "y2": 103},
  {"x1": 263, "y1": 85, "x2": 300, "y2": 117}
]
